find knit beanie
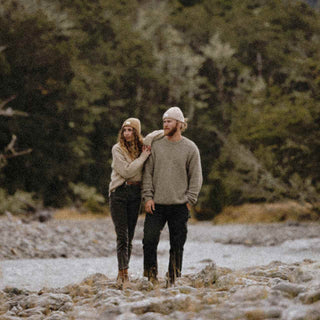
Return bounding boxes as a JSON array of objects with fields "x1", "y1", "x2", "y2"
[
  {"x1": 163, "y1": 106, "x2": 185, "y2": 123},
  {"x1": 122, "y1": 118, "x2": 141, "y2": 135}
]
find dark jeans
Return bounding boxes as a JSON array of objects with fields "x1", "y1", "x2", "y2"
[
  {"x1": 143, "y1": 203, "x2": 189, "y2": 281},
  {"x1": 110, "y1": 183, "x2": 141, "y2": 270}
]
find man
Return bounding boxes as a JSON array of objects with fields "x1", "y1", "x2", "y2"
[{"x1": 142, "y1": 106, "x2": 203, "y2": 286}]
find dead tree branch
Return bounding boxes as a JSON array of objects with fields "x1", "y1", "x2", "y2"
[
  {"x1": 0, "y1": 96, "x2": 28, "y2": 117},
  {"x1": 0, "y1": 97, "x2": 32, "y2": 168},
  {"x1": 0, "y1": 134, "x2": 32, "y2": 169},
  {"x1": 4, "y1": 134, "x2": 32, "y2": 159}
]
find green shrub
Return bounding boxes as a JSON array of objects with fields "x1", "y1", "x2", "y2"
[
  {"x1": 69, "y1": 182, "x2": 106, "y2": 213},
  {"x1": 0, "y1": 188, "x2": 41, "y2": 215}
]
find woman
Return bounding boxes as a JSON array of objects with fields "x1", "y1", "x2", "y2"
[{"x1": 109, "y1": 118, "x2": 163, "y2": 285}]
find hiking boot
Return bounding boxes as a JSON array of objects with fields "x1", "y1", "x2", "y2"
[
  {"x1": 165, "y1": 272, "x2": 175, "y2": 288},
  {"x1": 122, "y1": 269, "x2": 129, "y2": 283},
  {"x1": 149, "y1": 275, "x2": 159, "y2": 286},
  {"x1": 117, "y1": 268, "x2": 129, "y2": 287},
  {"x1": 144, "y1": 268, "x2": 158, "y2": 285}
]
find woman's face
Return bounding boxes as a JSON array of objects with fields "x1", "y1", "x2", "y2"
[{"x1": 123, "y1": 126, "x2": 134, "y2": 142}]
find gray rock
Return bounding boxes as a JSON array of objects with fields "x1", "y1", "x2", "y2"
[
  {"x1": 231, "y1": 285, "x2": 270, "y2": 301},
  {"x1": 68, "y1": 306, "x2": 101, "y2": 320},
  {"x1": 136, "y1": 279, "x2": 154, "y2": 292},
  {"x1": 177, "y1": 286, "x2": 198, "y2": 294},
  {"x1": 140, "y1": 313, "x2": 168, "y2": 320},
  {"x1": 17, "y1": 307, "x2": 45, "y2": 317},
  {"x1": 282, "y1": 302, "x2": 320, "y2": 320},
  {"x1": 242, "y1": 307, "x2": 282, "y2": 319},
  {"x1": 299, "y1": 289, "x2": 320, "y2": 304},
  {"x1": 116, "y1": 312, "x2": 139, "y2": 320},
  {"x1": 272, "y1": 282, "x2": 306, "y2": 297},
  {"x1": 19, "y1": 293, "x2": 72, "y2": 310},
  {"x1": 188, "y1": 263, "x2": 217, "y2": 288},
  {"x1": 45, "y1": 311, "x2": 66, "y2": 320}
]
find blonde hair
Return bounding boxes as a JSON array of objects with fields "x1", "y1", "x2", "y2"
[
  {"x1": 118, "y1": 127, "x2": 144, "y2": 160},
  {"x1": 180, "y1": 118, "x2": 188, "y2": 132}
]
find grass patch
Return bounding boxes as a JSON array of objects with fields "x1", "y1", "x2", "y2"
[
  {"x1": 213, "y1": 201, "x2": 319, "y2": 224},
  {"x1": 54, "y1": 208, "x2": 109, "y2": 220}
]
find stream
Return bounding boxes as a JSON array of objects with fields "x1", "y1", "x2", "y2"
[{"x1": 1, "y1": 235, "x2": 319, "y2": 291}]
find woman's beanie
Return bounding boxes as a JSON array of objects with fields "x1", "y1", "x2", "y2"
[
  {"x1": 163, "y1": 106, "x2": 185, "y2": 123},
  {"x1": 122, "y1": 118, "x2": 141, "y2": 135}
]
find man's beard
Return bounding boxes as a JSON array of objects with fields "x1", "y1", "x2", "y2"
[{"x1": 165, "y1": 123, "x2": 179, "y2": 137}]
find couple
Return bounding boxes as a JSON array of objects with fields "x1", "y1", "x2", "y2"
[{"x1": 109, "y1": 107, "x2": 203, "y2": 287}]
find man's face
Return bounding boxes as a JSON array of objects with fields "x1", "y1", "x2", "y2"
[
  {"x1": 163, "y1": 118, "x2": 178, "y2": 136},
  {"x1": 122, "y1": 126, "x2": 134, "y2": 142}
]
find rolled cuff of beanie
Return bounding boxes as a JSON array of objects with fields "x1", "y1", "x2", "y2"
[{"x1": 163, "y1": 106, "x2": 185, "y2": 123}]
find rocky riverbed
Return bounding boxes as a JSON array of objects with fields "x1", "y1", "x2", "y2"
[
  {"x1": 0, "y1": 215, "x2": 319, "y2": 320},
  {"x1": 1, "y1": 215, "x2": 320, "y2": 260}
]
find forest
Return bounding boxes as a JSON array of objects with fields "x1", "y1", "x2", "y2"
[{"x1": 0, "y1": 0, "x2": 319, "y2": 218}]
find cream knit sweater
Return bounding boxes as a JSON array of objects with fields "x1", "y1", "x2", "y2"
[
  {"x1": 142, "y1": 136, "x2": 202, "y2": 205},
  {"x1": 108, "y1": 130, "x2": 163, "y2": 195}
]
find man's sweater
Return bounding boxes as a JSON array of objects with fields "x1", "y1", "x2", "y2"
[
  {"x1": 108, "y1": 130, "x2": 163, "y2": 195},
  {"x1": 142, "y1": 136, "x2": 202, "y2": 205}
]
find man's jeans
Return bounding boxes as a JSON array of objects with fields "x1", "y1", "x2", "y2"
[
  {"x1": 110, "y1": 183, "x2": 141, "y2": 270},
  {"x1": 143, "y1": 203, "x2": 189, "y2": 281}
]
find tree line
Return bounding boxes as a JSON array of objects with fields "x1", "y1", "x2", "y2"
[{"x1": 0, "y1": 0, "x2": 319, "y2": 217}]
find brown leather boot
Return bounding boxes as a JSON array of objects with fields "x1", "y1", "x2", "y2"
[
  {"x1": 117, "y1": 269, "x2": 124, "y2": 282},
  {"x1": 122, "y1": 268, "x2": 129, "y2": 282},
  {"x1": 117, "y1": 269, "x2": 129, "y2": 287},
  {"x1": 146, "y1": 267, "x2": 158, "y2": 286}
]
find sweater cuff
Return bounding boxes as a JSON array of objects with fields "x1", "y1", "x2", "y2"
[
  {"x1": 143, "y1": 196, "x2": 153, "y2": 202},
  {"x1": 186, "y1": 195, "x2": 197, "y2": 206},
  {"x1": 143, "y1": 130, "x2": 164, "y2": 145}
]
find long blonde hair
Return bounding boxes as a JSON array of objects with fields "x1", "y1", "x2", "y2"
[{"x1": 118, "y1": 127, "x2": 144, "y2": 160}]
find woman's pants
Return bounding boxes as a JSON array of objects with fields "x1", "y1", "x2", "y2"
[
  {"x1": 143, "y1": 203, "x2": 189, "y2": 281},
  {"x1": 110, "y1": 183, "x2": 141, "y2": 270}
]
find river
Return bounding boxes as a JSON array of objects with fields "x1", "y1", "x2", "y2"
[{"x1": 1, "y1": 221, "x2": 319, "y2": 291}]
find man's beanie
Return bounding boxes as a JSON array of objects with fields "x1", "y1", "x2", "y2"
[
  {"x1": 163, "y1": 106, "x2": 185, "y2": 123},
  {"x1": 122, "y1": 118, "x2": 141, "y2": 135}
]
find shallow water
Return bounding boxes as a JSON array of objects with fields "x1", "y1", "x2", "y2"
[{"x1": 0, "y1": 236, "x2": 319, "y2": 291}]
